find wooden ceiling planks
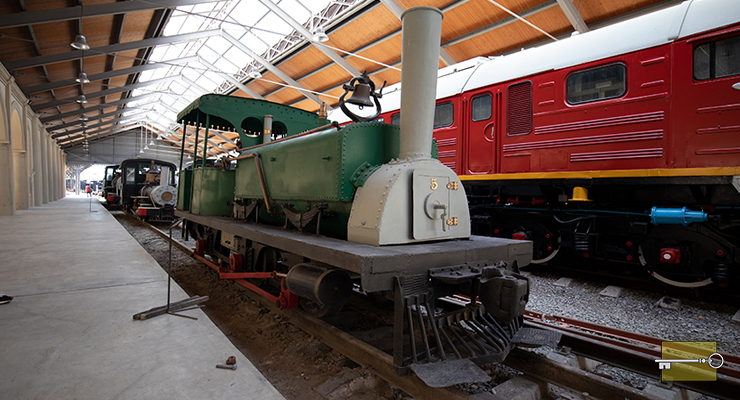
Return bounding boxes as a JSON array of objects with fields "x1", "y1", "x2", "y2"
[{"x1": 0, "y1": 0, "x2": 675, "y2": 150}]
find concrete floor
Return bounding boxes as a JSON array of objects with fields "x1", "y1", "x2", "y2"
[{"x1": 0, "y1": 194, "x2": 285, "y2": 400}]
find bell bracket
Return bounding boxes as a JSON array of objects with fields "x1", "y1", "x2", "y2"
[{"x1": 338, "y1": 71, "x2": 386, "y2": 122}]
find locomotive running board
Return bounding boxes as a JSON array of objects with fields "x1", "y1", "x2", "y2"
[{"x1": 175, "y1": 210, "x2": 532, "y2": 293}]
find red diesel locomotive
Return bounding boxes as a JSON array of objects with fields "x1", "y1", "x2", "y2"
[{"x1": 332, "y1": 0, "x2": 740, "y2": 287}]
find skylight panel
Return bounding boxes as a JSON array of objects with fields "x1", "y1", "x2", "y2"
[
  {"x1": 148, "y1": 45, "x2": 170, "y2": 63},
  {"x1": 213, "y1": 57, "x2": 240, "y2": 75},
  {"x1": 238, "y1": 32, "x2": 270, "y2": 56},
  {"x1": 277, "y1": 0, "x2": 310, "y2": 24},
  {"x1": 148, "y1": 68, "x2": 169, "y2": 83},
  {"x1": 229, "y1": 1, "x2": 270, "y2": 27},
  {"x1": 204, "y1": 36, "x2": 232, "y2": 55},
  {"x1": 301, "y1": 0, "x2": 331, "y2": 14},
  {"x1": 138, "y1": 69, "x2": 156, "y2": 83},
  {"x1": 197, "y1": 45, "x2": 221, "y2": 65},
  {"x1": 169, "y1": 81, "x2": 188, "y2": 96},
  {"x1": 196, "y1": 73, "x2": 220, "y2": 90},
  {"x1": 163, "y1": 13, "x2": 188, "y2": 36},
  {"x1": 221, "y1": 47, "x2": 253, "y2": 65},
  {"x1": 258, "y1": 13, "x2": 294, "y2": 44}
]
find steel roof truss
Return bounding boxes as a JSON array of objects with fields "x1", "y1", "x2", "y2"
[
  {"x1": 4, "y1": 30, "x2": 220, "y2": 71},
  {"x1": 257, "y1": 0, "x2": 361, "y2": 77},
  {"x1": 0, "y1": 0, "x2": 224, "y2": 30},
  {"x1": 35, "y1": 76, "x2": 178, "y2": 111},
  {"x1": 220, "y1": 30, "x2": 322, "y2": 106}
]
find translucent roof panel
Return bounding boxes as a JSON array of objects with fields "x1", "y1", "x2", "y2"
[{"x1": 129, "y1": 0, "x2": 365, "y2": 137}]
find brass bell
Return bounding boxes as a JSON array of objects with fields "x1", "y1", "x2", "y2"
[{"x1": 346, "y1": 82, "x2": 374, "y2": 107}]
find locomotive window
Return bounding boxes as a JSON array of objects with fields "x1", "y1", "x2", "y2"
[
  {"x1": 471, "y1": 94, "x2": 492, "y2": 121},
  {"x1": 694, "y1": 35, "x2": 740, "y2": 80},
  {"x1": 125, "y1": 168, "x2": 136, "y2": 185},
  {"x1": 566, "y1": 64, "x2": 626, "y2": 104},
  {"x1": 391, "y1": 113, "x2": 400, "y2": 126},
  {"x1": 433, "y1": 102, "x2": 454, "y2": 128}
]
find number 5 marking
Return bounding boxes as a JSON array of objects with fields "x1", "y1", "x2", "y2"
[{"x1": 431, "y1": 178, "x2": 438, "y2": 190}]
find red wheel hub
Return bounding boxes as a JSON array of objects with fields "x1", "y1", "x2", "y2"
[
  {"x1": 195, "y1": 240, "x2": 206, "y2": 257},
  {"x1": 659, "y1": 248, "x2": 681, "y2": 264},
  {"x1": 229, "y1": 254, "x2": 243, "y2": 272}
]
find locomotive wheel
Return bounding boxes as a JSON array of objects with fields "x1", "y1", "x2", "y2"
[
  {"x1": 637, "y1": 246, "x2": 713, "y2": 288},
  {"x1": 299, "y1": 297, "x2": 340, "y2": 318},
  {"x1": 255, "y1": 247, "x2": 277, "y2": 273},
  {"x1": 531, "y1": 238, "x2": 560, "y2": 265},
  {"x1": 488, "y1": 218, "x2": 560, "y2": 264}
]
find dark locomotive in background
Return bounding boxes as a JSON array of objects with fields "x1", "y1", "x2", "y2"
[{"x1": 103, "y1": 159, "x2": 178, "y2": 221}]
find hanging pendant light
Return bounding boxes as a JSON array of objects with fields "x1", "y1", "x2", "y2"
[
  {"x1": 313, "y1": 27, "x2": 329, "y2": 43},
  {"x1": 76, "y1": 72, "x2": 90, "y2": 83},
  {"x1": 76, "y1": 94, "x2": 88, "y2": 104},
  {"x1": 71, "y1": 34, "x2": 91, "y2": 50}
]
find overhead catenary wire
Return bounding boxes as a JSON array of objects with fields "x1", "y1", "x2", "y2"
[{"x1": 485, "y1": 0, "x2": 558, "y2": 41}]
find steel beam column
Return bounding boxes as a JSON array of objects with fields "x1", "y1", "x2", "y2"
[{"x1": 556, "y1": 0, "x2": 589, "y2": 33}]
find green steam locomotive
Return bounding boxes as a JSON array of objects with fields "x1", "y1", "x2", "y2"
[{"x1": 174, "y1": 7, "x2": 543, "y2": 387}]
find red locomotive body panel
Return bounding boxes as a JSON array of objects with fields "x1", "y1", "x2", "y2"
[
  {"x1": 332, "y1": 0, "x2": 739, "y2": 286},
  {"x1": 671, "y1": 25, "x2": 740, "y2": 169}
]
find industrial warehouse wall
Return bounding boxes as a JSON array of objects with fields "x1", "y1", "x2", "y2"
[{"x1": 0, "y1": 63, "x2": 66, "y2": 216}]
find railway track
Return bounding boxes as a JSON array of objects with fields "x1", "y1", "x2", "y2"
[{"x1": 141, "y1": 219, "x2": 740, "y2": 400}]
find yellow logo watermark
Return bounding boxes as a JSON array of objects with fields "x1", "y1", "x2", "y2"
[{"x1": 655, "y1": 341, "x2": 723, "y2": 381}]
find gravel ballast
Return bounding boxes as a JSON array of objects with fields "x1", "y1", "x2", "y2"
[{"x1": 525, "y1": 271, "x2": 740, "y2": 357}]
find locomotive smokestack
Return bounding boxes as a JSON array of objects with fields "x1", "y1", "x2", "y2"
[
  {"x1": 399, "y1": 7, "x2": 443, "y2": 160},
  {"x1": 159, "y1": 166, "x2": 170, "y2": 188}
]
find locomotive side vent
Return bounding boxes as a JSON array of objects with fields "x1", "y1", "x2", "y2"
[{"x1": 507, "y1": 81, "x2": 533, "y2": 136}]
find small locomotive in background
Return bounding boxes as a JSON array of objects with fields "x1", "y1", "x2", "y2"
[{"x1": 105, "y1": 158, "x2": 178, "y2": 221}]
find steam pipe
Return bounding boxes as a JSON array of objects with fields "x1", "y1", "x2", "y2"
[
  {"x1": 263, "y1": 115, "x2": 273, "y2": 144},
  {"x1": 399, "y1": 7, "x2": 443, "y2": 161}
]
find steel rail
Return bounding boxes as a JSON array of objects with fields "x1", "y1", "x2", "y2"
[
  {"x1": 524, "y1": 312, "x2": 740, "y2": 400},
  {"x1": 524, "y1": 311, "x2": 740, "y2": 374}
]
